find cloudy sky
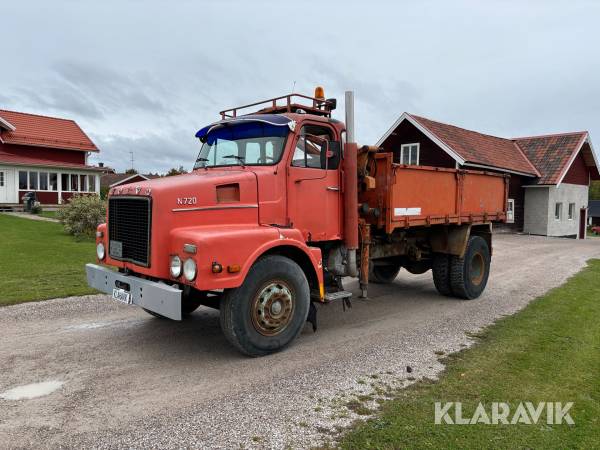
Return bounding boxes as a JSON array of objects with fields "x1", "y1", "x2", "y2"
[{"x1": 1, "y1": 0, "x2": 599, "y2": 173}]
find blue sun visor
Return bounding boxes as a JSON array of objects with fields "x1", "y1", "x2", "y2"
[{"x1": 195, "y1": 114, "x2": 293, "y2": 143}]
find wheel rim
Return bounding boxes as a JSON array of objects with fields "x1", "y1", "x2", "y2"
[
  {"x1": 251, "y1": 280, "x2": 294, "y2": 336},
  {"x1": 469, "y1": 252, "x2": 485, "y2": 286}
]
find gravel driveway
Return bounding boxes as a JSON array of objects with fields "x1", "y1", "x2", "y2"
[{"x1": 1, "y1": 234, "x2": 598, "y2": 449}]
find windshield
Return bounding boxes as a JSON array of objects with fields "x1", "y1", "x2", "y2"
[{"x1": 194, "y1": 121, "x2": 288, "y2": 169}]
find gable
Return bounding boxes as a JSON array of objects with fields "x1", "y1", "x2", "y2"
[
  {"x1": 379, "y1": 119, "x2": 456, "y2": 168},
  {"x1": 513, "y1": 132, "x2": 600, "y2": 185},
  {"x1": 377, "y1": 113, "x2": 539, "y2": 176}
]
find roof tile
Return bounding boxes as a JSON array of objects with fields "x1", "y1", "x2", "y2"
[
  {"x1": 513, "y1": 132, "x2": 587, "y2": 184},
  {"x1": 409, "y1": 114, "x2": 540, "y2": 176},
  {"x1": 0, "y1": 109, "x2": 98, "y2": 152}
]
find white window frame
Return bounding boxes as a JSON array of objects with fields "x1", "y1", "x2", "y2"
[
  {"x1": 400, "y1": 143, "x2": 420, "y2": 166},
  {"x1": 555, "y1": 202, "x2": 563, "y2": 221},
  {"x1": 506, "y1": 198, "x2": 515, "y2": 223},
  {"x1": 568, "y1": 203, "x2": 575, "y2": 221}
]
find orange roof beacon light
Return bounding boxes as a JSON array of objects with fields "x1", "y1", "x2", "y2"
[{"x1": 314, "y1": 86, "x2": 325, "y2": 100}]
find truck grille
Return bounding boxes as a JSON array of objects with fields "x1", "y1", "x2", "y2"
[{"x1": 108, "y1": 197, "x2": 152, "y2": 267}]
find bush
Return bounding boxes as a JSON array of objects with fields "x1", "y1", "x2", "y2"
[
  {"x1": 30, "y1": 202, "x2": 42, "y2": 214},
  {"x1": 58, "y1": 195, "x2": 106, "y2": 238}
]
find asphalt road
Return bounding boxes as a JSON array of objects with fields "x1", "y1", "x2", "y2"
[{"x1": 1, "y1": 234, "x2": 599, "y2": 449}]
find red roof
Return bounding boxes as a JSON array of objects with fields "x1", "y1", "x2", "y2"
[
  {"x1": 0, "y1": 109, "x2": 98, "y2": 152},
  {"x1": 378, "y1": 113, "x2": 600, "y2": 185},
  {"x1": 513, "y1": 132, "x2": 588, "y2": 184},
  {"x1": 408, "y1": 114, "x2": 540, "y2": 176},
  {"x1": 0, "y1": 151, "x2": 105, "y2": 171}
]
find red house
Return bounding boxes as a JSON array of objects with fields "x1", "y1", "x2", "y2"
[
  {"x1": 377, "y1": 113, "x2": 600, "y2": 239},
  {"x1": 0, "y1": 109, "x2": 103, "y2": 207}
]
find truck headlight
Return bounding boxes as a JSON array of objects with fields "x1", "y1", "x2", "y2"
[
  {"x1": 170, "y1": 255, "x2": 182, "y2": 278},
  {"x1": 183, "y1": 258, "x2": 197, "y2": 281},
  {"x1": 96, "y1": 242, "x2": 105, "y2": 260}
]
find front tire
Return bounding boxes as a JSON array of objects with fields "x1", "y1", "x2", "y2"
[
  {"x1": 219, "y1": 255, "x2": 310, "y2": 357},
  {"x1": 449, "y1": 235, "x2": 491, "y2": 300}
]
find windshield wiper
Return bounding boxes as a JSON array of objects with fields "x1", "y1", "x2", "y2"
[{"x1": 223, "y1": 155, "x2": 245, "y2": 167}]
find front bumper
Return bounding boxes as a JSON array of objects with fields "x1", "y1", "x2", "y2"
[{"x1": 86, "y1": 263, "x2": 182, "y2": 320}]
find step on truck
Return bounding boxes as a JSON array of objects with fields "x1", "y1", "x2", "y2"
[{"x1": 86, "y1": 88, "x2": 508, "y2": 356}]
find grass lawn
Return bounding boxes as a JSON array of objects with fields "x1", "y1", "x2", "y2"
[
  {"x1": 0, "y1": 214, "x2": 97, "y2": 306},
  {"x1": 340, "y1": 259, "x2": 600, "y2": 449}
]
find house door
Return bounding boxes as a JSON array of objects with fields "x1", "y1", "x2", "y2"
[
  {"x1": 506, "y1": 199, "x2": 515, "y2": 223},
  {"x1": 0, "y1": 169, "x2": 16, "y2": 203},
  {"x1": 579, "y1": 208, "x2": 587, "y2": 239}
]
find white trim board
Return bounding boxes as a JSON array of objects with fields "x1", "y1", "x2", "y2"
[
  {"x1": 0, "y1": 116, "x2": 16, "y2": 131},
  {"x1": 462, "y1": 162, "x2": 537, "y2": 177},
  {"x1": 555, "y1": 133, "x2": 589, "y2": 187}
]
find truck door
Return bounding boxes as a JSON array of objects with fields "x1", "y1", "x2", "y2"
[{"x1": 287, "y1": 124, "x2": 341, "y2": 242}]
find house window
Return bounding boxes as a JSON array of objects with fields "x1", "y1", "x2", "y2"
[
  {"x1": 506, "y1": 199, "x2": 515, "y2": 223},
  {"x1": 88, "y1": 175, "x2": 97, "y2": 192},
  {"x1": 555, "y1": 202, "x2": 563, "y2": 221},
  {"x1": 29, "y1": 171, "x2": 38, "y2": 190},
  {"x1": 19, "y1": 171, "x2": 28, "y2": 189},
  {"x1": 39, "y1": 172, "x2": 49, "y2": 191},
  {"x1": 71, "y1": 174, "x2": 79, "y2": 191},
  {"x1": 568, "y1": 203, "x2": 575, "y2": 220},
  {"x1": 61, "y1": 174, "x2": 69, "y2": 191},
  {"x1": 49, "y1": 173, "x2": 58, "y2": 191},
  {"x1": 400, "y1": 143, "x2": 419, "y2": 165},
  {"x1": 80, "y1": 174, "x2": 88, "y2": 192},
  {"x1": 0, "y1": 171, "x2": 4, "y2": 187}
]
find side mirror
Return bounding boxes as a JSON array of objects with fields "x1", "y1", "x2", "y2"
[{"x1": 326, "y1": 141, "x2": 341, "y2": 170}]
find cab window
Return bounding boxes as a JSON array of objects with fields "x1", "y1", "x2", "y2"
[{"x1": 292, "y1": 125, "x2": 337, "y2": 169}]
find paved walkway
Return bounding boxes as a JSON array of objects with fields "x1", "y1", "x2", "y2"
[{"x1": 0, "y1": 212, "x2": 59, "y2": 223}]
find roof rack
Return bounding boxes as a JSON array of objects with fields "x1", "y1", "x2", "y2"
[{"x1": 219, "y1": 93, "x2": 336, "y2": 120}]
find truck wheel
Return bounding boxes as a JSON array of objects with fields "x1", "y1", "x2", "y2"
[
  {"x1": 432, "y1": 253, "x2": 452, "y2": 296},
  {"x1": 219, "y1": 255, "x2": 310, "y2": 357},
  {"x1": 449, "y1": 236, "x2": 490, "y2": 300},
  {"x1": 369, "y1": 262, "x2": 401, "y2": 284}
]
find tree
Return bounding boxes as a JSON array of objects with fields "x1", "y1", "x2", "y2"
[
  {"x1": 165, "y1": 166, "x2": 187, "y2": 177},
  {"x1": 125, "y1": 168, "x2": 138, "y2": 175},
  {"x1": 590, "y1": 180, "x2": 600, "y2": 201}
]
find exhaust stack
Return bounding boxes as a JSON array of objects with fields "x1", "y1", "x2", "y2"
[{"x1": 343, "y1": 91, "x2": 359, "y2": 277}]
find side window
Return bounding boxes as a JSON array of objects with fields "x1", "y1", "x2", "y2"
[
  {"x1": 291, "y1": 125, "x2": 337, "y2": 169},
  {"x1": 400, "y1": 143, "x2": 420, "y2": 165}
]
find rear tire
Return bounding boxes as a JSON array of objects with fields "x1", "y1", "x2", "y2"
[
  {"x1": 432, "y1": 253, "x2": 453, "y2": 296},
  {"x1": 449, "y1": 235, "x2": 490, "y2": 300},
  {"x1": 369, "y1": 263, "x2": 401, "y2": 284},
  {"x1": 219, "y1": 255, "x2": 310, "y2": 357}
]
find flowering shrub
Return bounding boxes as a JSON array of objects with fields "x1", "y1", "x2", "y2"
[{"x1": 58, "y1": 195, "x2": 106, "y2": 238}]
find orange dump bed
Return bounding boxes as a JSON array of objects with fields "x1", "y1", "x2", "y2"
[{"x1": 361, "y1": 153, "x2": 509, "y2": 234}]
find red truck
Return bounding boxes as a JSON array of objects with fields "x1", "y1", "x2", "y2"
[{"x1": 87, "y1": 89, "x2": 508, "y2": 356}]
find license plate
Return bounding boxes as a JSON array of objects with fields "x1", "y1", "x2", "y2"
[{"x1": 112, "y1": 288, "x2": 132, "y2": 305}]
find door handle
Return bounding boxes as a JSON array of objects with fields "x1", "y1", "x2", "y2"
[{"x1": 326, "y1": 186, "x2": 340, "y2": 191}]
